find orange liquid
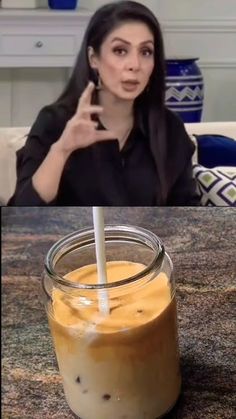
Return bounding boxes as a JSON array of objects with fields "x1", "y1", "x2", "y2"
[{"x1": 49, "y1": 261, "x2": 181, "y2": 419}]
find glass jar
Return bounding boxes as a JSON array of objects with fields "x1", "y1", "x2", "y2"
[{"x1": 43, "y1": 225, "x2": 181, "y2": 419}]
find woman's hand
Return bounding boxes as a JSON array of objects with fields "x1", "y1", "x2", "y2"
[
  {"x1": 54, "y1": 81, "x2": 115, "y2": 157},
  {"x1": 32, "y1": 82, "x2": 115, "y2": 203}
]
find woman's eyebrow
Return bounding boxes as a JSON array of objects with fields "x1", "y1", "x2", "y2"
[{"x1": 111, "y1": 37, "x2": 154, "y2": 45}]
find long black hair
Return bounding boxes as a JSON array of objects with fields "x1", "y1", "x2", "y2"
[{"x1": 56, "y1": 1, "x2": 168, "y2": 202}]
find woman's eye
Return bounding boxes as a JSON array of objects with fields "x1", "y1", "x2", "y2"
[
  {"x1": 141, "y1": 49, "x2": 154, "y2": 56},
  {"x1": 113, "y1": 47, "x2": 127, "y2": 56}
]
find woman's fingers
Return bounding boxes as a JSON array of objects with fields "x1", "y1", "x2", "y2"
[
  {"x1": 76, "y1": 119, "x2": 98, "y2": 129},
  {"x1": 74, "y1": 121, "x2": 115, "y2": 142},
  {"x1": 68, "y1": 118, "x2": 98, "y2": 130},
  {"x1": 75, "y1": 83, "x2": 104, "y2": 120},
  {"x1": 59, "y1": 119, "x2": 116, "y2": 153},
  {"x1": 79, "y1": 105, "x2": 104, "y2": 118},
  {"x1": 76, "y1": 81, "x2": 95, "y2": 112},
  {"x1": 61, "y1": 81, "x2": 117, "y2": 151}
]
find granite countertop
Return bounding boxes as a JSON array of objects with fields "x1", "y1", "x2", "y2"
[{"x1": 2, "y1": 207, "x2": 236, "y2": 419}]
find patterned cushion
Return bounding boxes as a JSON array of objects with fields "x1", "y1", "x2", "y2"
[
  {"x1": 193, "y1": 134, "x2": 236, "y2": 168},
  {"x1": 193, "y1": 164, "x2": 236, "y2": 206}
]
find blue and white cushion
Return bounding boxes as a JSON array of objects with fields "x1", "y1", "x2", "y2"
[{"x1": 193, "y1": 164, "x2": 236, "y2": 206}]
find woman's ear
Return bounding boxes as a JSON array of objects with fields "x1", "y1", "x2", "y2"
[{"x1": 87, "y1": 46, "x2": 97, "y2": 69}]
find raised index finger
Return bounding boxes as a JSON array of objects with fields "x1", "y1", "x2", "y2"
[{"x1": 76, "y1": 81, "x2": 95, "y2": 113}]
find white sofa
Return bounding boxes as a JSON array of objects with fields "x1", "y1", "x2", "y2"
[{"x1": 0, "y1": 122, "x2": 236, "y2": 205}]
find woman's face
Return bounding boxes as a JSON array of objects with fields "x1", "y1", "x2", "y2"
[{"x1": 89, "y1": 21, "x2": 155, "y2": 101}]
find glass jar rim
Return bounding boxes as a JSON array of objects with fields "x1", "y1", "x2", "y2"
[{"x1": 44, "y1": 224, "x2": 165, "y2": 290}]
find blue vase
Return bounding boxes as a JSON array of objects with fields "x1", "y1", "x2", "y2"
[
  {"x1": 48, "y1": 0, "x2": 78, "y2": 9},
  {"x1": 165, "y1": 57, "x2": 204, "y2": 123}
]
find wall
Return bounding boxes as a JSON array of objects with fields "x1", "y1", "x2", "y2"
[
  {"x1": 0, "y1": 0, "x2": 235, "y2": 126},
  {"x1": 80, "y1": 0, "x2": 236, "y2": 19}
]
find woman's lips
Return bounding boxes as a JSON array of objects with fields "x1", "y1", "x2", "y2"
[{"x1": 121, "y1": 81, "x2": 140, "y2": 91}]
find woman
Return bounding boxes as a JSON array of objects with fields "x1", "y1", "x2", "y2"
[{"x1": 9, "y1": 1, "x2": 199, "y2": 206}]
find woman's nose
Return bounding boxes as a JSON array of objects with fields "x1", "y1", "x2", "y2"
[{"x1": 127, "y1": 52, "x2": 140, "y2": 71}]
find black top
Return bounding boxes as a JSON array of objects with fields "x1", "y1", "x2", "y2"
[{"x1": 8, "y1": 105, "x2": 200, "y2": 206}]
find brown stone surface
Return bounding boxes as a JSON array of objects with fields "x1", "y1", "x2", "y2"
[{"x1": 2, "y1": 207, "x2": 236, "y2": 419}]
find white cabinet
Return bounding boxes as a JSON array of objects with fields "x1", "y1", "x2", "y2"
[
  {"x1": 1, "y1": 34, "x2": 76, "y2": 56},
  {"x1": 0, "y1": 9, "x2": 92, "y2": 67},
  {"x1": 0, "y1": 8, "x2": 92, "y2": 126}
]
